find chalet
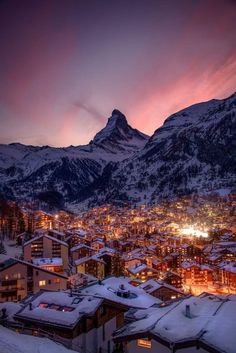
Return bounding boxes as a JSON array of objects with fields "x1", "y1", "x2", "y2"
[
  {"x1": 70, "y1": 244, "x2": 95, "y2": 263},
  {"x1": 66, "y1": 232, "x2": 89, "y2": 248},
  {"x1": 91, "y1": 240, "x2": 106, "y2": 251},
  {"x1": 13, "y1": 290, "x2": 119, "y2": 353},
  {"x1": 127, "y1": 263, "x2": 159, "y2": 282},
  {"x1": 219, "y1": 262, "x2": 236, "y2": 289},
  {"x1": 139, "y1": 279, "x2": 185, "y2": 301},
  {"x1": 47, "y1": 229, "x2": 66, "y2": 241},
  {"x1": 113, "y1": 293, "x2": 236, "y2": 353},
  {"x1": 163, "y1": 271, "x2": 183, "y2": 290},
  {"x1": 123, "y1": 255, "x2": 144, "y2": 271},
  {"x1": 10, "y1": 276, "x2": 161, "y2": 353},
  {"x1": 0, "y1": 254, "x2": 68, "y2": 302},
  {"x1": 75, "y1": 256, "x2": 105, "y2": 279},
  {"x1": 97, "y1": 247, "x2": 120, "y2": 277},
  {"x1": 23, "y1": 234, "x2": 69, "y2": 270},
  {"x1": 180, "y1": 262, "x2": 213, "y2": 287}
]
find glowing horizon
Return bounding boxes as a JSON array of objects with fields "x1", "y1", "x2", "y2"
[{"x1": 0, "y1": 0, "x2": 236, "y2": 147}]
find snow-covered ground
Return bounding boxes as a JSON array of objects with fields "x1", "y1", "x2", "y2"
[
  {"x1": 0, "y1": 326, "x2": 77, "y2": 353},
  {"x1": 2, "y1": 239, "x2": 22, "y2": 259}
]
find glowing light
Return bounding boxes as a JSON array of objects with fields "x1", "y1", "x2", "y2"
[{"x1": 180, "y1": 226, "x2": 208, "y2": 238}]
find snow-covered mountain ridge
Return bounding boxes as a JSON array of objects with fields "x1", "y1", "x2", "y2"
[
  {"x1": 98, "y1": 92, "x2": 236, "y2": 206},
  {"x1": 0, "y1": 93, "x2": 236, "y2": 209},
  {"x1": 0, "y1": 110, "x2": 148, "y2": 206}
]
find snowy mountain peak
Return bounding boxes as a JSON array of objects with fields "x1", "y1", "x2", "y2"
[
  {"x1": 111, "y1": 108, "x2": 126, "y2": 118},
  {"x1": 148, "y1": 92, "x2": 236, "y2": 146},
  {"x1": 0, "y1": 92, "x2": 235, "y2": 210},
  {"x1": 91, "y1": 110, "x2": 149, "y2": 152},
  {"x1": 105, "y1": 109, "x2": 128, "y2": 131}
]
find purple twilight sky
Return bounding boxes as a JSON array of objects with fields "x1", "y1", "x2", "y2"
[{"x1": 0, "y1": 0, "x2": 236, "y2": 147}]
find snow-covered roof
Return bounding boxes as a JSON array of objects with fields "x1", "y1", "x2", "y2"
[
  {"x1": 0, "y1": 302, "x2": 23, "y2": 322},
  {"x1": 74, "y1": 229, "x2": 88, "y2": 236},
  {"x1": 139, "y1": 279, "x2": 184, "y2": 295},
  {"x1": 219, "y1": 262, "x2": 236, "y2": 273},
  {"x1": 32, "y1": 258, "x2": 63, "y2": 266},
  {"x1": 91, "y1": 240, "x2": 105, "y2": 245},
  {"x1": 70, "y1": 244, "x2": 94, "y2": 253},
  {"x1": 0, "y1": 325, "x2": 77, "y2": 353},
  {"x1": 0, "y1": 255, "x2": 68, "y2": 279},
  {"x1": 69, "y1": 273, "x2": 98, "y2": 287},
  {"x1": 215, "y1": 241, "x2": 236, "y2": 247},
  {"x1": 114, "y1": 294, "x2": 236, "y2": 353},
  {"x1": 48, "y1": 229, "x2": 65, "y2": 236},
  {"x1": 127, "y1": 263, "x2": 158, "y2": 275},
  {"x1": 24, "y1": 234, "x2": 68, "y2": 247},
  {"x1": 122, "y1": 255, "x2": 143, "y2": 262},
  {"x1": 0, "y1": 254, "x2": 16, "y2": 270},
  {"x1": 15, "y1": 291, "x2": 102, "y2": 328},
  {"x1": 80, "y1": 277, "x2": 161, "y2": 309},
  {"x1": 75, "y1": 255, "x2": 106, "y2": 266},
  {"x1": 201, "y1": 298, "x2": 236, "y2": 353},
  {"x1": 181, "y1": 261, "x2": 213, "y2": 271}
]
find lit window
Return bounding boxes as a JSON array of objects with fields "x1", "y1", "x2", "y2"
[
  {"x1": 13, "y1": 273, "x2": 21, "y2": 279},
  {"x1": 39, "y1": 280, "x2": 46, "y2": 286},
  {"x1": 137, "y1": 339, "x2": 152, "y2": 348}
]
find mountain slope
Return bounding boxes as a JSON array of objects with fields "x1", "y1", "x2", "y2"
[
  {"x1": 0, "y1": 93, "x2": 235, "y2": 210},
  {"x1": 0, "y1": 110, "x2": 148, "y2": 207},
  {"x1": 93, "y1": 92, "x2": 236, "y2": 205}
]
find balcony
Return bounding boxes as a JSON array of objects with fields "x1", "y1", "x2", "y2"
[
  {"x1": 1, "y1": 279, "x2": 17, "y2": 286},
  {"x1": 0, "y1": 286, "x2": 25, "y2": 292}
]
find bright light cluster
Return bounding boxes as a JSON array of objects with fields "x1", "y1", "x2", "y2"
[{"x1": 180, "y1": 226, "x2": 208, "y2": 238}]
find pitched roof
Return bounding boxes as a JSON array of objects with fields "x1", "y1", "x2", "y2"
[
  {"x1": 14, "y1": 290, "x2": 102, "y2": 329},
  {"x1": 80, "y1": 277, "x2": 161, "y2": 309},
  {"x1": 114, "y1": 294, "x2": 236, "y2": 353},
  {"x1": 23, "y1": 234, "x2": 68, "y2": 247},
  {"x1": 0, "y1": 254, "x2": 68, "y2": 279}
]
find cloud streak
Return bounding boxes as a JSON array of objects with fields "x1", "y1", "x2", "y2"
[{"x1": 0, "y1": 0, "x2": 235, "y2": 146}]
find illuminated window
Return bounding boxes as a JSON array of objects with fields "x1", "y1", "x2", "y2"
[
  {"x1": 13, "y1": 273, "x2": 21, "y2": 279},
  {"x1": 39, "y1": 280, "x2": 46, "y2": 286},
  {"x1": 137, "y1": 339, "x2": 152, "y2": 348},
  {"x1": 37, "y1": 303, "x2": 75, "y2": 312}
]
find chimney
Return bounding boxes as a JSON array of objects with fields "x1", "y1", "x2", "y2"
[
  {"x1": 29, "y1": 303, "x2": 33, "y2": 311},
  {"x1": 185, "y1": 304, "x2": 191, "y2": 318}
]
